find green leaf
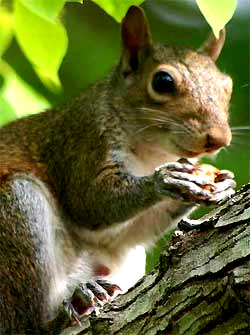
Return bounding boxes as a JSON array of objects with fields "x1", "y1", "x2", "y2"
[
  {"x1": 18, "y1": 1, "x2": 83, "y2": 22},
  {"x1": 19, "y1": 0, "x2": 66, "y2": 22},
  {"x1": 196, "y1": 0, "x2": 237, "y2": 38},
  {"x1": 92, "y1": 0, "x2": 144, "y2": 22},
  {"x1": 0, "y1": 95, "x2": 16, "y2": 125},
  {"x1": 0, "y1": 8, "x2": 13, "y2": 57},
  {"x1": 0, "y1": 61, "x2": 50, "y2": 118},
  {"x1": 14, "y1": 0, "x2": 68, "y2": 89}
]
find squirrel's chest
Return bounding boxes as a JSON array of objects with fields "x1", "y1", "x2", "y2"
[{"x1": 125, "y1": 144, "x2": 180, "y2": 176}]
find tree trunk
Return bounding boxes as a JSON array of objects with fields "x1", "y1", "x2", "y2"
[{"x1": 60, "y1": 184, "x2": 250, "y2": 335}]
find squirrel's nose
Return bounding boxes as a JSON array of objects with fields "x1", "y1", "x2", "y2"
[{"x1": 204, "y1": 127, "x2": 231, "y2": 152}]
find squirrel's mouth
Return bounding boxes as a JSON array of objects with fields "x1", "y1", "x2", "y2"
[{"x1": 171, "y1": 141, "x2": 202, "y2": 158}]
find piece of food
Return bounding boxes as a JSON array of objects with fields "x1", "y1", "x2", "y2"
[
  {"x1": 192, "y1": 163, "x2": 223, "y2": 190},
  {"x1": 193, "y1": 164, "x2": 220, "y2": 182}
]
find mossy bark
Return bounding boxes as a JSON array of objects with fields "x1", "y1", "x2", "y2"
[{"x1": 59, "y1": 184, "x2": 250, "y2": 335}]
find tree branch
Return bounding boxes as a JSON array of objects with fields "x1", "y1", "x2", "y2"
[{"x1": 59, "y1": 184, "x2": 250, "y2": 335}]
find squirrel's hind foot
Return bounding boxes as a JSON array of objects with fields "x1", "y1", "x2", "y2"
[{"x1": 63, "y1": 279, "x2": 121, "y2": 326}]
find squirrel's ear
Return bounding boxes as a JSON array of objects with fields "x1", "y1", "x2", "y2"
[
  {"x1": 199, "y1": 29, "x2": 226, "y2": 61},
  {"x1": 121, "y1": 6, "x2": 152, "y2": 73}
]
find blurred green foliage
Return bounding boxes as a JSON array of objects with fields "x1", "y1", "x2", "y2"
[
  {"x1": 0, "y1": 0, "x2": 249, "y2": 271},
  {"x1": 92, "y1": 0, "x2": 144, "y2": 22},
  {"x1": 14, "y1": 0, "x2": 68, "y2": 88},
  {"x1": 197, "y1": 0, "x2": 237, "y2": 37},
  {"x1": 0, "y1": 0, "x2": 239, "y2": 106}
]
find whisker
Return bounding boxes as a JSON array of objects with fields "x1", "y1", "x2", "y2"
[
  {"x1": 136, "y1": 109, "x2": 185, "y2": 124},
  {"x1": 136, "y1": 107, "x2": 183, "y2": 120},
  {"x1": 133, "y1": 123, "x2": 162, "y2": 135},
  {"x1": 136, "y1": 107, "x2": 197, "y2": 134},
  {"x1": 128, "y1": 115, "x2": 175, "y2": 124},
  {"x1": 133, "y1": 122, "x2": 187, "y2": 136},
  {"x1": 126, "y1": 112, "x2": 188, "y2": 132},
  {"x1": 231, "y1": 126, "x2": 250, "y2": 130},
  {"x1": 231, "y1": 139, "x2": 250, "y2": 145},
  {"x1": 232, "y1": 131, "x2": 250, "y2": 136},
  {"x1": 217, "y1": 147, "x2": 231, "y2": 155},
  {"x1": 172, "y1": 130, "x2": 186, "y2": 134},
  {"x1": 222, "y1": 146, "x2": 229, "y2": 153},
  {"x1": 211, "y1": 147, "x2": 228, "y2": 157},
  {"x1": 126, "y1": 116, "x2": 184, "y2": 129},
  {"x1": 137, "y1": 107, "x2": 166, "y2": 113},
  {"x1": 239, "y1": 83, "x2": 250, "y2": 88},
  {"x1": 126, "y1": 112, "x2": 170, "y2": 121},
  {"x1": 132, "y1": 111, "x2": 181, "y2": 122}
]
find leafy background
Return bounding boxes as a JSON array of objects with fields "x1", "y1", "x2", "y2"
[{"x1": 0, "y1": 0, "x2": 249, "y2": 270}]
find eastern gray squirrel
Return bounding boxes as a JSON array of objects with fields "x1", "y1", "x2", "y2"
[{"x1": 0, "y1": 5, "x2": 235, "y2": 334}]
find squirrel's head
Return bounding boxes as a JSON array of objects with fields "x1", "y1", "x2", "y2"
[{"x1": 114, "y1": 6, "x2": 232, "y2": 159}]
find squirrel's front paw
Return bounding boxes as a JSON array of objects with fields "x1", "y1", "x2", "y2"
[
  {"x1": 154, "y1": 159, "x2": 236, "y2": 205},
  {"x1": 63, "y1": 279, "x2": 121, "y2": 326}
]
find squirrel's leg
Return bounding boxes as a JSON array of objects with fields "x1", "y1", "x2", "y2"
[
  {"x1": 0, "y1": 174, "x2": 58, "y2": 334},
  {"x1": 75, "y1": 154, "x2": 235, "y2": 230}
]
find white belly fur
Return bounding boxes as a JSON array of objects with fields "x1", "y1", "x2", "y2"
[{"x1": 106, "y1": 245, "x2": 146, "y2": 292}]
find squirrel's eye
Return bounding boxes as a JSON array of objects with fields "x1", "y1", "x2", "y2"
[{"x1": 152, "y1": 71, "x2": 175, "y2": 93}]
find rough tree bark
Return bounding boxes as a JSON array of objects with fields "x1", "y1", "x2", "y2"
[{"x1": 59, "y1": 184, "x2": 250, "y2": 335}]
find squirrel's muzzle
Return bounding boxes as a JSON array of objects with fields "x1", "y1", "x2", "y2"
[{"x1": 204, "y1": 126, "x2": 232, "y2": 153}]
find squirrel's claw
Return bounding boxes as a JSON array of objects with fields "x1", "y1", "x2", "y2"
[
  {"x1": 96, "y1": 279, "x2": 122, "y2": 297},
  {"x1": 63, "y1": 279, "x2": 121, "y2": 326},
  {"x1": 63, "y1": 300, "x2": 82, "y2": 326}
]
